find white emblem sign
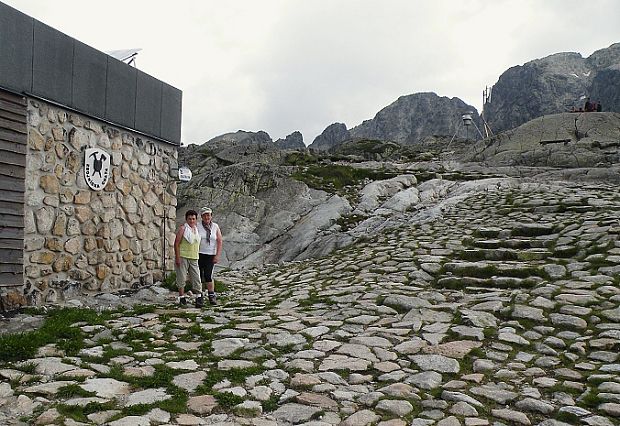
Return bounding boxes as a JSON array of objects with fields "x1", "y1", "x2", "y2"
[
  {"x1": 178, "y1": 167, "x2": 192, "y2": 182},
  {"x1": 84, "y1": 148, "x2": 111, "y2": 191}
]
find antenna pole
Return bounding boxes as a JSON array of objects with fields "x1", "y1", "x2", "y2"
[
  {"x1": 447, "y1": 118, "x2": 463, "y2": 150},
  {"x1": 481, "y1": 86, "x2": 494, "y2": 138}
]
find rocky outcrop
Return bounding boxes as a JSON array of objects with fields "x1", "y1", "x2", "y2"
[
  {"x1": 203, "y1": 130, "x2": 273, "y2": 148},
  {"x1": 274, "y1": 131, "x2": 305, "y2": 150},
  {"x1": 331, "y1": 139, "x2": 403, "y2": 161},
  {"x1": 350, "y1": 92, "x2": 481, "y2": 144},
  {"x1": 175, "y1": 66, "x2": 620, "y2": 270},
  {"x1": 184, "y1": 130, "x2": 305, "y2": 169},
  {"x1": 176, "y1": 107, "x2": 620, "y2": 270},
  {"x1": 198, "y1": 130, "x2": 277, "y2": 160},
  {"x1": 466, "y1": 112, "x2": 620, "y2": 167},
  {"x1": 176, "y1": 161, "x2": 353, "y2": 268},
  {"x1": 590, "y1": 64, "x2": 620, "y2": 114},
  {"x1": 484, "y1": 43, "x2": 620, "y2": 133},
  {"x1": 308, "y1": 123, "x2": 350, "y2": 151}
]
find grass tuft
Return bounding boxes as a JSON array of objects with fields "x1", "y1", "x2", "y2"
[{"x1": 0, "y1": 307, "x2": 111, "y2": 362}]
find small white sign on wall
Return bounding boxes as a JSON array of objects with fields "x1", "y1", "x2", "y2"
[
  {"x1": 84, "y1": 148, "x2": 111, "y2": 191},
  {"x1": 178, "y1": 167, "x2": 192, "y2": 182}
]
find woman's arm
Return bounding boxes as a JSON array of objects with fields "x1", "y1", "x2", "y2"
[
  {"x1": 173, "y1": 224, "x2": 184, "y2": 266},
  {"x1": 214, "y1": 227, "x2": 223, "y2": 263}
]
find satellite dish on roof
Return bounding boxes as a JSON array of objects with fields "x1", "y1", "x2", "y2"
[{"x1": 106, "y1": 48, "x2": 142, "y2": 67}]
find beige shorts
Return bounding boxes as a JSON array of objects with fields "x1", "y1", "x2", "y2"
[{"x1": 175, "y1": 257, "x2": 201, "y2": 293}]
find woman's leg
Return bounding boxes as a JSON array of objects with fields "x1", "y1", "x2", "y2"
[{"x1": 203, "y1": 256, "x2": 217, "y2": 304}]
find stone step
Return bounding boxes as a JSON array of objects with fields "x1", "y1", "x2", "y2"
[
  {"x1": 551, "y1": 245, "x2": 579, "y2": 258},
  {"x1": 442, "y1": 261, "x2": 546, "y2": 279},
  {"x1": 469, "y1": 239, "x2": 551, "y2": 250},
  {"x1": 459, "y1": 248, "x2": 551, "y2": 262},
  {"x1": 510, "y1": 223, "x2": 556, "y2": 237},
  {"x1": 436, "y1": 275, "x2": 536, "y2": 289},
  {"x1": 475, "y1": 227, "x2": 504, "y2": 238}
]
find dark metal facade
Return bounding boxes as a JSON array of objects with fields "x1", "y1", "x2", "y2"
[
  {"x1": 0, "y1": 89, "x2": 26, "y2": 292},
  {"x1": 0, "y1": 1, "x2": 182, "y2": 144}
]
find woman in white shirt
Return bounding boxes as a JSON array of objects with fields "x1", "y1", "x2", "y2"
[{"x1": 197, "y1": 207, "x2": 223, "y2": 306}]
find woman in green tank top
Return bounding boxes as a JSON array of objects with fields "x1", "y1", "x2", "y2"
[{"x1": 173, "y1": 210, "x2": 203, "y2": 306}]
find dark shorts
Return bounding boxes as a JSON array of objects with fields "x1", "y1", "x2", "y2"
[{"x1": 198, "y1": 253, "x2": 216, "y2": 283}]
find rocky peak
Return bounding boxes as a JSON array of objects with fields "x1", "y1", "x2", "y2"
[
  {"x1": 587, "y1": 42, "x2": 620, "y2": 69},
  {"x1": 349, "y1": 92, "x2": 480, "y2": 145},
  {"x1": 202, "y1": 130, "x2": 273, "y2": 152},
  {"x1": 274, "y1": 131, "x2": 305, "y2": 150},
  {"x1": 484, "y1": 42, "x2": 620, "y2": 133},
  {"x1": 308, "y1": 123, "x2": 351, "y2": 151}
]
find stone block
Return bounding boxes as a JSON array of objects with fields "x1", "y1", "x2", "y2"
[
  {"x1": 69, "y1": 268, "x2": 91, "y2": 281},
  {"x1": 25, "y1": 265, "x2": 41, "y2": 278},
  {"x1": 81, "y1": 221, "x2": 97, "y2": 236},
  {"x1": 68, "y1": 113, "x2": 83, "y2": 126},
  {"x1": 144, "y1": 191, "x2": 158, "y2": 207},
  {"x1": 117, "y1": 180, "x2": 132, "y2": 196},
  {"x1": 64, "y1": 237, "x2": 81, "y2": 254},
  {"x1": 55, "y1": 143, "x2": 69, "y2": 159},
  {"x1": 51, "y1": 126, "x2": 65, "y2": 141},
  {"x1": 53, "y1": 255, "x2": 73, "y2": 272},
  {"x1": 130, "y1": 239, "x2": 142, "y2": 254},
  {"x1": 44, "y1": 137, "x2": 54, "y2": 152},
  {"x1": 83, "y1": 279, "x2": 99, "y2": 291},
  {"x1": 96, "y1": 225, "x2": 111, "y2": 239},
  {"x1": 66, "y1": 218, "x2": 81, "y2": 236},
  {"x1": 31, "y1": 251, "x2": 55, "y2": 265},
  {"x1": 118, "y1": 237, "x2": 129, "y2": 251},
  {"x1": 111, "y1": 151, "x2": 122, "y2": 166},
  {"x1": 25, "y1": 236, "x2": 45, "y2": 251},
  {"x1": 39, "y1": 175, "x2": 60, "y2": 194},
  {"x1": 65, "y1": 151, "x2": 80, "y2": 173},
  {"x1": 29, "y1": 130, "x2": 45, "y2": 151},
  {"x1": 101, "y1": 210, "x2": 115, "y2": 223},
  {"x1": 96, "y1": 265, "x2": 109, "y2": 280},
  {"x1": 52, "y1": 213, "x2": 66, "y2": 236},
  {"x1": 45, "y1": 237, "x2": 63, "y2": 252},
  {"x1": 74, "y1": 191, "x2": 91, "y2": 204},
  {"x1": 59, "y1": 188, "x2": 74, "y2": 203},
  {"x1": 68, "y1": 127, "x2": 88, "y2": 150},
  {"x1": 1, "y1": 291, "x2": 27, "y2": 310},
  {"x1": 75, "y1": 207, "x2": 93, "y2": 223},
  {"x1": 59, "y1": 171, "x2": 76, "y2": 187}
]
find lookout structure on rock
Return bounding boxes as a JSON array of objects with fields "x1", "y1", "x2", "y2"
[{"x1": 0, "y1": 2, "x2": 182, "y2": 309}]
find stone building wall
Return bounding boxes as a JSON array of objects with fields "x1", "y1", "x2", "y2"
[{"x1": 23, "y1": 99, "x2": 178, "y2": 304}]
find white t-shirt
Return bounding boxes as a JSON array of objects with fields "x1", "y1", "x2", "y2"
[{"x1": 197, "y1": 221, "x2": 220, "y2": 255}]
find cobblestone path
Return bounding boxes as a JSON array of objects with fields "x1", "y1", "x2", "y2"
[{"x1": 1, "y1": 180, "x2": 619, "y2": 425}]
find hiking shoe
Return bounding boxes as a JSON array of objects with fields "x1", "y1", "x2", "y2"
[
  {"x1": 208, "y1": 294, "x2": 217, "y2": 306},
  {"x1": 179, "y1": 296, "x2": 187, "y2": 306},
  {"x1": 195, "y1": 296, "x2": 204, "y2": 308}
]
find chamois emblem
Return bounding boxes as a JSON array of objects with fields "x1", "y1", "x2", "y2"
[{"x1": 84, "y1": 148, "x2": 111, "y2": 190}]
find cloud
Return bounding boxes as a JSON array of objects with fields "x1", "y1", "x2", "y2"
[{"x1": 4, "y1": 0, "x2": 620, "y2": 145}]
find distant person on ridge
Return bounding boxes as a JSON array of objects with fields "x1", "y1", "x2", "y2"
[
  {"x1": 198, "y1": 207, "x2": 223, "y2": 306},
  {"x1": 584, "y1": 98, "x2": 593, "y2": 112},
  {"x1": 597, "y1": 102, "x2": 602, "y2": 112},
  {"x1": 174, "y1": 210, "x2": 202, "y2": 307}
]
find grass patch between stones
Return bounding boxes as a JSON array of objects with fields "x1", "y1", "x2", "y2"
[
  {"x1": 0, "y1": 307, "x2": 111, "y2": 362},
  {"x1": 213, "y1": 391, "x2": 244, "y2": 408}
]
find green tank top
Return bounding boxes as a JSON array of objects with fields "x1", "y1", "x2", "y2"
[{"x1": 179, "y1": 230, "x2": 200, "y2": 260}]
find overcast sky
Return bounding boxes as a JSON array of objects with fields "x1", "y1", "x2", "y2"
[{"x1": 5, "y1": 0, "x2": 620, "y2": 145}]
